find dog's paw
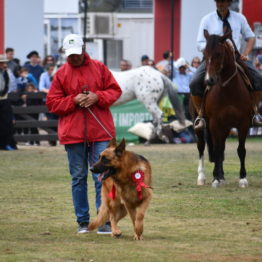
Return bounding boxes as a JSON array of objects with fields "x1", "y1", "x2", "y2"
[
  {"x1": 133, "y1": 234, "x2": 143, "y2": 240},
  {"x1": 112, "y1": 229, "x2": 122, "y2": 238},
  {"x1": 113, "y1": 233, "x2": 122, "y2": 238}
]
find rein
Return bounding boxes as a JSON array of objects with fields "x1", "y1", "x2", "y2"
[
  {"x1": 221, "y1": 64, "x2": 238, "y2": 87},
  {"x1": 220, "y1": 42, "x2": 238, "y2": 87}
]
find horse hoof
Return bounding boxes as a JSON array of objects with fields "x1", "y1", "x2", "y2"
[
  {"x1": 212, "y1": 180, "x2": 220, "y2": 188},
  {"x1": 220, "y1": 179, "x2": 225, "y2": 185},
  {"x1": 197, "y1": 179, "x2": 205, "y2": 185},
  {"x1": 239, "y1": 178, "x2": 248, "y2": 188},
  {"x1": 160, "y1": 135, "x2": 170, "y2": 144},
  {"x1": 197, "y1": 171, "x2": 206, "y2": 185}
]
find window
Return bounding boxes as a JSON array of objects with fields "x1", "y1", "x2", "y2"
[
  {"x1": 122, "y1": 0, "x2": 152, "y2": 9},
  {"x1": 61, "y1": 18, "x2": 79, "y2": 43},
  {"x1": 106, "y1": 40, "x2": 123, "y2": 69},
  {"x1": 50, "y1": 18, "x2": 59, "y2": 57},
  {"x1": 45, "y1": 17, "x2": 80, "y2": 57}
]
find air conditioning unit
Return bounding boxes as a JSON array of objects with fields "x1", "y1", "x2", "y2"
[{"x1": 86, "y1": 13, "x2": 114, "y2": 38}]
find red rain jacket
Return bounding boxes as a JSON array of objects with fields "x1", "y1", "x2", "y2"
[{"x1": 46, "y1": 53, "x2": 122, "y2": 144}]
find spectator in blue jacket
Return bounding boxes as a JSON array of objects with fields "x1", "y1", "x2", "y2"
[
  {"x1": 17, "y1": 67, "x2": 38, "y2": 93},
  {"x1": 23, "y1": 51, "x2": 44, "y2": 86}
]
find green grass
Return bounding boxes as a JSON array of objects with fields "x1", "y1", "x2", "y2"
[{"x1": 0, "y1": 139, "x2": 262, "y2": 262}]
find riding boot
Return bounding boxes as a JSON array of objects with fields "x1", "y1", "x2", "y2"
[
  {"x1": 191, "y1": 96, "x2": 206, "y2": 131},
  {"x1": 252, "y1": 104, "x2": 262, "y2": 127},
  {"x1": 252, "y1": 114, "x2": 262, "y2": 127}
]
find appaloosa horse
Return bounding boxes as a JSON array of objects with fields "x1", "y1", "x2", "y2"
[
  {"x1": 192, "y1": 30, "x2": 255, "y2": 188},
  {"x1": 112, "y1": 66, "x2": 185, "y2": 141}
]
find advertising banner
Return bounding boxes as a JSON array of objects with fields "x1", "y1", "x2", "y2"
[{"x1": 111, "y1": 100, "x2": 152, "y2": 142}]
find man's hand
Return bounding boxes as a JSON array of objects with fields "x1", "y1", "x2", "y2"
[
  {"x1": 74, "y1": 92, "x2": 98, "y2": 108},
  {"x1": 241, "y1": 37, "x2": 255, "y2": 61},
  {"x1": 240, "y1": 54, "x2": 248, "y2": 61}
]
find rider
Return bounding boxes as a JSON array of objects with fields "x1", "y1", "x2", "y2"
[{"x1": 190, "y1": 0, "x2": 262, "y2": 130}]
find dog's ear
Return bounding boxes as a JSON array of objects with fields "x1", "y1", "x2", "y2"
[
  {"x1": 108, "y1": 138, "x2": 117, "y2": 148},
  {"x1": 115, "y1": 138, "x2": 126, "y2": 157}
]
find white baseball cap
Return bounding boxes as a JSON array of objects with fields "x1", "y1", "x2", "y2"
[{"x1": 63, "y1": 34, "x2": 84, "y2": 57}]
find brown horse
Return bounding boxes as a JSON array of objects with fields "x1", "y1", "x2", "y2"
[{"x1": 192, "y1": 30, "x2": 257, "y2": 188}]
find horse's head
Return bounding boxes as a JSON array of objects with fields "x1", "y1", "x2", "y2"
[{"x1": 204, "y1": 29, "x2": 233, "y2": 86}]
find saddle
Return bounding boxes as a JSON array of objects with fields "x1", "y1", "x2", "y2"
[{"x1": 235, "y1": 59, "x2": 253, "y2": 91}]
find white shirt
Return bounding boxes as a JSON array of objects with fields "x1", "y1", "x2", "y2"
[
  {"x1": 197, "y1": 10, "x2": 255, "y2": 52},
  {"x1": 172, "y1": 69, "x2": 194, "y2": 94}
]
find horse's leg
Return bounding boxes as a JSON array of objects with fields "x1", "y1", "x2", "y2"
[
  {"x1": 206, "y1": 125, "x2": 214, "y2": 162},
  {"x1": 195, "y1": 129, "x2": 206, "y2": 185},
  {"x1": 237, "y1": 126, "x2": 249, "y2": 188},
  {"x1": 209, "y1": 123, "x2": 228, "y2": 188},
  {"x1": 140, "y1": 101, "x2": 166, "y2": 141},
  {"x1": 211, "y1": 139, "x2": 226, "y2": 188}
]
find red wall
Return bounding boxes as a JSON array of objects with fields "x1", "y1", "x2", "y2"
[
  {"x1": 242, "y1": 0, "x2": 262, "y2": 28},
  {"x1": 154, "y1": 0, "x2": 181, "y2": 63},
  {"x1": 0, "y1": 0, "x2": 4, "y2": 53}
]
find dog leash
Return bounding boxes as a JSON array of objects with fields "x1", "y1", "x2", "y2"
[
  {"x1": 82, "y1": 86, "x2": 113, "y2": 139},
  {"x1": 86, "y1": 107, "x2": 113, "y2": 139},
  {"x1": 82, "y1": 86, "x2": 113, "y2": 171},
  {"x1": 82, "y1": 87, "x2": 89, "y2": 169}
]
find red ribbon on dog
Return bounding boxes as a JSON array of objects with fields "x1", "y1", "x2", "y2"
[
  {"x1": 108, "y1": 184, "x2": 116, "y2": 200},
  {"x1": 132, "y1": 170, "x2": 151, "y2": 200}
]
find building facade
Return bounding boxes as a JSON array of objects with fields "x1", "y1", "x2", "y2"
[
  {"x1": 0, "y1": 0, "x2": 44, "y2": 64},
  {"x1": 0, "y1": 0, "x2": 261, "y2": 67},
  {"x1": 44, "y1": 0, "x2": 154, "y2": 69}
]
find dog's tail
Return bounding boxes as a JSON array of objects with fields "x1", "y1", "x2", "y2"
[{"x1": 88, "y1": 204, "x2": 109, "y2": 231}]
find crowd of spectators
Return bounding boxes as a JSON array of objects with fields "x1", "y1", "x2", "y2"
[
  {"x1": 1, "y1": 45, "x2": 262, "y2": 150},
  {"x1": 0, "y1": 47, "x2": 62, "y2": 149}
]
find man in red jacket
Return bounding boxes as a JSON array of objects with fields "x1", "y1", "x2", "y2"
[{"x1": 46, "y1": 34, "x2": 122, "y2": 234}]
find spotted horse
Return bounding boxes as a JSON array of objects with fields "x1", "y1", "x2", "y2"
[{"x1": 111, "y1": 66, "x2": 185, "y2": 142}]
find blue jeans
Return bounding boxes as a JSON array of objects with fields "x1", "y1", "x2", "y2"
[{"x1": 65, "y1": 141, "x2": 109, "y2": 224}]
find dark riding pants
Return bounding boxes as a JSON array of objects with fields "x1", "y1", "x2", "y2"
[
  {"x1": 0, "y1": 99, "x2": 16, "y2": 149},
  {"x1": 190, "y1": 61, "x2": 262, "y2": 96}
]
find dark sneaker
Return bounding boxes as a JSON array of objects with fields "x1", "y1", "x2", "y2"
[
  {"x1": 5, "y1": 145, "x2": 16, "y2": 151},
  {"x1": 77, "y1": 222, "x2": 89, "y2": 234},
  {"x1": 97, "y1": 223, "x2": 112, "y2": 235}
]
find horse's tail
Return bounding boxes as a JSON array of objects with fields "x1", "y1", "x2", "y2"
[{"x1": 161, "y1": 75, "x2": 186, "y2": 125}]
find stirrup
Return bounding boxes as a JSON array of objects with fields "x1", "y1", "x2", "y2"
[
  {"x1": 194, "y1": 117, "x2": 206, "y2": 131},
  {"x1": 252, "y1": 114, "x2": 262, "y2": 127}
]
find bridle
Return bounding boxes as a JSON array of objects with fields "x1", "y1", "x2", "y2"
[{"x1": 206, "y1": 40, "x2": 238, "y2": 87}]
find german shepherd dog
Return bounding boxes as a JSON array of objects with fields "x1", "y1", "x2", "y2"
[{"x1": 89, "y1": 138, "x2": 152, "y2": 240}]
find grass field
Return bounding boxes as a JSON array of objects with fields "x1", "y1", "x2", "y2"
[{"x1": 0, "y1": 139, "x2": 262, "y2": 262}]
